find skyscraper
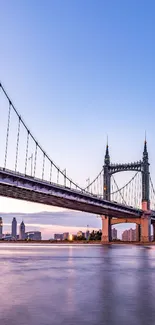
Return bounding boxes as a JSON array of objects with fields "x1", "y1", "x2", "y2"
[
  {"x1": 12, "y1": 217, "x2": 17, "y2": 238},
  {"x1": 112, "y1": 228, "x2": 117, "y2": 240},
  {"x1": 19, "y1": 221, "x2": 25, "y2": 240},
  {"x1": 0, "y1": 217, "x2": 3, "y2": 239}
]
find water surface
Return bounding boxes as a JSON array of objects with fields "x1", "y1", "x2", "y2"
[{"x1": 1, "y1": 243, "x2": 155, "y2": 325}]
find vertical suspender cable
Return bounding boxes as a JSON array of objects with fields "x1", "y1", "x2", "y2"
[
  {"x1": 57, "y1": 169, "x2": 59, "y2": 184},
  {"x1": 15, "y1": 117, "x2": 21, "y2": 172},
  {"x1": 25, "y1": 131, "x2": 29, "y2": 174},
  {"x1": 42, "y1": 153, "x2": 45, "y2": 180},
  {"x1": 63, "y1": 169, "x2": 66, "y2": 187},
  {"x1": 137, "y1": 172, "x2": 139, "y2": 207},
  {"x1": 4, "y1": 101, "x2": 11, "y2": 168},
  {"x1": 50, "y1": 162, "x2": 53, "y2": 183},
  {"x1": 139, "y1": 173, "x2": 142, "y2": 208},
  {"x1": 34, "y1": 143, "x2": 38, "y2": 177}
]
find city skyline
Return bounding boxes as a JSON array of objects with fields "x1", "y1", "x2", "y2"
[
  {"x1": 0, "y1": 212, "x2": 100, "y2": 239},
  {"x1": 0, "y1": 217, "x2": 42, "y2": 241},
  {"x1": 0, "y1": 214, "x2": 140, "y2": 241},
  {"x1": 0, "y1": 211, "x2": 142, "y2": 240}
]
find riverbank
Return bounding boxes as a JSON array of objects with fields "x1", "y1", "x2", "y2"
[{"x1": 0, "y1": 240, "x2": 155, "y2": 245}]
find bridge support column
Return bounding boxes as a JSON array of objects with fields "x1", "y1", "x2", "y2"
[
  {"x1": 152, "y1": 224, "x2": 155, "y2": 242},
  {"x1": 140, "y1": 213, "x2": 151, "y2": 242},
  {"x1": 101, "y1": 216, "x2": 111, "y2": 243},
  {"x1": 136, "y1": 224, "x2": 141, "y2": 242},
  {"x1": 140, "y1": 201, "x2": 151, "y2": 242}
]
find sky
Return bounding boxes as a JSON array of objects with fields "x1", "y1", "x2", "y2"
[{"x1": 0, "y1": 0, "x2": 155, "y2": 238}]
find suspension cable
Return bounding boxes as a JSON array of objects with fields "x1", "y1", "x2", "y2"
[
  {"x1": 111, "y1": 171, "x2": 139, "y2": 194},
  {"x1": 85, "y1": 168, "x2": 103, "y2": 191},
  {"x1": 0, "y1": 82, "x2": 85, "y2": 192},
  {"x1": 111, "y1": 175, "x2": 126, "y2": 204}
]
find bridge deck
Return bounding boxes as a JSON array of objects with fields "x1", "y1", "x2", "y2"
[{"x1": 0, "y1": 168, "x2": 143, "y2": 218}]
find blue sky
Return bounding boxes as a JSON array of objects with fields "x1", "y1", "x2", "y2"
[{"x1": 0, "y1": 1, "x2": 155, "y2": 238}]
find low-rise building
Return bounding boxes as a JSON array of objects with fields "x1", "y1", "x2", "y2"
[
  {"x1": 54, "y1": 234, "x2": 63, "y2": 240},
  {"x1": 62, "y1": 232, "x2": 69, "y2": 240},
  {"x1": 26, "y1": 231, "x2": 41, "y2": 241}
]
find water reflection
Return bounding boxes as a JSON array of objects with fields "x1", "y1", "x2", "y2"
[{"x1": 0, "y1": 244, "x2": 155, "y2": 325}]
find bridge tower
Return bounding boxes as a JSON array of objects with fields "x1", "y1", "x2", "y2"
[
  {"x1": 103, "y1": 143, "x2": 110, "y2": 201},
  {"x1": 141, "y1": 140, "x2": 151, "y2": 241},
  {"x1": 142, "y1": 140, "x2": 150, "y2": 210},
  {"x1": 102, "y1": 143, "x2": 111, "y2": 242},
  {"x1": 101, "y1": 139, "x2": 151, "y2": 243}
]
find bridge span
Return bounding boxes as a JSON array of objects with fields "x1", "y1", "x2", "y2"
[
  {"x1": 1, "y1": 82, "x2": 155, "y2": 243},
  {"x1": 0, "y1": 168, "x2": 142, "y2": 218}
]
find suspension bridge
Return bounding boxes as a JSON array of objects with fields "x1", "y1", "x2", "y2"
[{"x1": 0, "y1": 82, "x2": 155, "y2": 242}]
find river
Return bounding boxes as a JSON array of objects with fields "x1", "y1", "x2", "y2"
[{"x1": 0, "y1": 243, "x2": 155, "y2": 325}]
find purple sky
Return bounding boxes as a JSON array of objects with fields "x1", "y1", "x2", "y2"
[{"x1": 0, "y1": 1, "x2": 155, "y2": 237}]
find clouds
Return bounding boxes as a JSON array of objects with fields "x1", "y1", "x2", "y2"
[{"x1": 1, "y1": 210, "x2": 101, "y2": 239}]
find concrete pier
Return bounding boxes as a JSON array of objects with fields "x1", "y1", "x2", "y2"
[
  {"x1": 101, "y1": 216, "x2": 111, "y2": 242},
  {"x1": 140, "y1": 201, "x2": 151, "y2": 242}
]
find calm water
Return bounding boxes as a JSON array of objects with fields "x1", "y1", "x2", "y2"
[{"x1": 1, "y1": 244, "x2": 155, "y2": 325}]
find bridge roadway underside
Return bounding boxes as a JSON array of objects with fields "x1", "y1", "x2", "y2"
[
  {"x1": 0, "y1": 182, "x2": 141, "y2": 219},
  {"x1": 111, "y1": 218, "x2": 141, "y2": 225}
]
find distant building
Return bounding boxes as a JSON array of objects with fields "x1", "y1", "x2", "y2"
[
  {"x1": 54, "y1": 234, "x2": 63, "y2": 240},
  {"x1": 12, "y1": 217, "x2": 17, "y2": 238},
  {"x1": 77, "y1": 231, "x2": 85, "y2": 238},
  {"x1": 122, "y1": 228, "x2": 136, "y2": 241},
  {"x1": 122, "y1": 230, "x2": 129, "y2": 241},
  {"x1": 85, "y1": 230, "x2": 90, "y2": 240},
  {"x1": 0, "y1": 217, "x2": 3, "y2": 239},
  {"x1": 62, "y1": 232, "x2": 69, "y2": 240},
  {"x1": 68, "y1": 234, "x2": 73, "y2": 241},
  {"x1": 19, "y1": 221, "x2": 25, "y2": 240},
  {"x1": 112, "y1": 228, "x2": 117, "y2": 240},
  {"x1": 128, "y1": 228, "x2": 135, "y2": 241},
  {"x1": 26, "y1": 231, "x2": 41, "y2": 241},
  {"x1": 3, "y1": 234, "x2": 12, "y2": 241}
]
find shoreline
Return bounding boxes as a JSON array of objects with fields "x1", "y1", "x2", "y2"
[{"x1": 0, "y1": 240, "x2": 155, "y2": 245}]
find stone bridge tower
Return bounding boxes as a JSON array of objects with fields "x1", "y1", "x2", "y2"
[
  {"x1": 102, "y1": 140, "x2": 150, "y2": 242},
  {"x1": 142, "y1": 140, "x2": 150, "y2": 210}
]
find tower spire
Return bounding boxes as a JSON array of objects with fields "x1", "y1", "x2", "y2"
[
  {"x1": 143, "y1": 133, "x2": 148, "y2": 159},
  {"x1": 107, "y1": 135, "x2": 108, "y2": 147},
  {"x1": 104, "y1": 139, "x2": 110, "y2": 165},
  {"x1": 142, "y1": 136, "x2": 150, "y2": 210}
]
